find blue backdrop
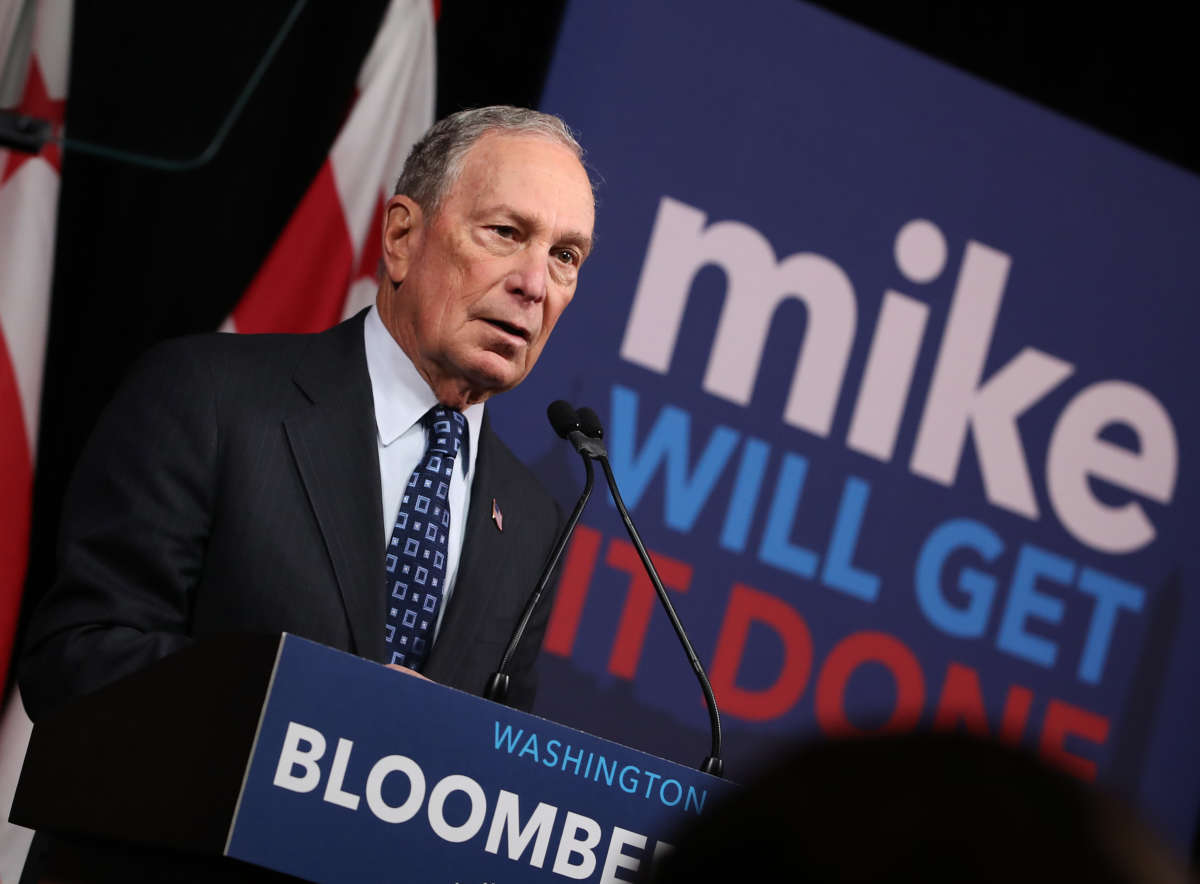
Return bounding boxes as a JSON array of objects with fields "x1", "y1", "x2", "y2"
[{"x1": 488, "y1": 0, "x2": 1200, "y2": 848}]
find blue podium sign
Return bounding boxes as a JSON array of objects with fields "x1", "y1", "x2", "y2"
[{"x1": 226, "y1": 635, "x2": 733, "y2": 882}]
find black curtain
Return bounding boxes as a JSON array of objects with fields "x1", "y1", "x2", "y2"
[{"x1": 813, "y1": 2, "x2": 1197, "y2": 175}]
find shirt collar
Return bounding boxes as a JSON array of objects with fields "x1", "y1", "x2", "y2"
[{"x1": 363, "y1": 304, "x2": 483, "y2": 478}]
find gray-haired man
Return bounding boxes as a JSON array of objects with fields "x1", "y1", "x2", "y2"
[{"x1": 21, "y1": 106, "x2": 595, "y2": 719}]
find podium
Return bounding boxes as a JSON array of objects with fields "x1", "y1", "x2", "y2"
[{"x1": 12, "y1": 634, "x2": 735, "y2": 882}]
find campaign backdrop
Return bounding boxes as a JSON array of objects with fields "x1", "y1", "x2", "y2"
[{"x1": 488, "y1": 0, "x2": 1200, "y2": 848}]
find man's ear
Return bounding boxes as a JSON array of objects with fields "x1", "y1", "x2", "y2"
[{"x1": 381, "y1": 194, "x2": 423, "y2": 285}]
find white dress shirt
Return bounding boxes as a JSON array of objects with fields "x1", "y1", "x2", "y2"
[{"x1": 363, "y1": 305, "x2": 484, "y2": 639}]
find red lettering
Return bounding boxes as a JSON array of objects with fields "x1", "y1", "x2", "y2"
[
  {"x1": 709, "y1": 584, "x2": 813, "y2": 722},
  {"x1": 815, "y1": 631, "x2": 924, "y2": 736},
  {"x1": 605, "y1": 540, "x2": 692, "y2": 679},
  {"x1": 931, "y1": 662, "x2": 1033, "y2": 745},
  {"x1": 543, "y1": 524, "x2": 603, "y2": 657},
  {"x1": 932, "y1": 662, "x2": 989, "y2": 737},
  {"x1": 1040, "y1": 699, "x2": 1109, "y2": 782},
  {"x1": 999, "y1": 685, "x2": 1033, "y2": 744}
]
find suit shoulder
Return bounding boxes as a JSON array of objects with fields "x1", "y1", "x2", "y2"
[
  {"x1": 127, "y1": 313, "x2": 367, "y2": 402},
  {"x1": 135, "y1": 330, "x2": 310, "y2": 381}
]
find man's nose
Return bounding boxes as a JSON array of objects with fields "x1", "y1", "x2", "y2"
[{"x1": 505, "y1": 248, "x2": 548, "y2": 302}]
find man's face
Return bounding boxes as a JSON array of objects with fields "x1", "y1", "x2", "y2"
[{"x1": 380, "y1": 131, "x2": 595, "y2": 408}]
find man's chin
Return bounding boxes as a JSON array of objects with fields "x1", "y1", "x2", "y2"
[{"x1": 460, "y1": 352, "x2": 531, "y2": 398}]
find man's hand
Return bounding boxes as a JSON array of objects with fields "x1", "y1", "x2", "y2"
[{"x1": 385, "y1": 663, "x2": 432, "y2": 680}]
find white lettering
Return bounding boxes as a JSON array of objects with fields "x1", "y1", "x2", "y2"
[
  {"x1": 894, "y1": 218, "x2": 948, "y2": 284},
  {"x1": 911, "y1": 241, "x2": 1074, "y2": 517},
  {"x1": 847, "y1": 290, "x2": 929, "y2": 461},
  {"x1": 620, "y1": 202, "x2": 1181, "y2": 554},
  {"x1": 364, "y1": 755, "x2": 425, "y2": 824},
  {"x1": 272, "y1": 722, "x2": 325, "y2": 793},
  {"x1": 427, "y1": 774, "x2": 488, "y2": 843},
  {"x1": 322, "y1": 737, "x2": 360, "y2": 810},
  {"x1": 620, "y1": 196, "x2": 856, "y2": 437},
  {"x1": 484, "y1": 790, "x2": 557, "y2": 868},
  {"x1": 552, "y1": 811, "x2": 602, "y2": 880},
  {"x1": 600, "y1": 826, "x2": 646, "y2": 883},
  {"x1": 1047, "y1": 381, "x2": 1177, "y2": 553}
]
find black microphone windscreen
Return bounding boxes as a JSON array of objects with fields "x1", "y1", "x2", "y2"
[
  {"x1": 577, "y1": 406, "x2": 604, "y2": 439},
  {"x1": 547, "y1": 400, "x2": 581, "y2": 439}
]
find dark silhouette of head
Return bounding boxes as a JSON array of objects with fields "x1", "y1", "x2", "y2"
[{"x1": 641, "y1": 733, "x2": 1190, "y2": 884}]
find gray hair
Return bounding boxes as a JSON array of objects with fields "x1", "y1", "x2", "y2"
[{"x1": 393, "y1": 106, "x2": 588, "y2": 214}]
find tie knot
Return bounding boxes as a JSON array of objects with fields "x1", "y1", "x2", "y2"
[{"x1": 424, "y1": 406, "x2": 467, "y2": 459}]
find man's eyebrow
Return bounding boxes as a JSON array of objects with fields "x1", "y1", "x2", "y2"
[
  {"x1": 559, "y1": 231, "x2": 594, "y2": 259},
  {"x1": 491, "y1": 204, "x2": 593, "y2": 257}
]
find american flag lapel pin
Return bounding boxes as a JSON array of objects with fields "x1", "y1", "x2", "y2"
[{"x1": 492, "y1": 497, "x2": 504, "y2": 532}]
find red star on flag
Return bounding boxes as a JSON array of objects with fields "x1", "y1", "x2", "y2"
[{"x1": 1, "y1": 57, "x2": 67, "y2": 185}]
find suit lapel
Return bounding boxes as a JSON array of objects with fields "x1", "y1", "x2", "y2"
[
  {"x1": 425, "y1": 412, "x2": 516, "y2": 686},
  {"x1": 284, "y1": 313, "x2": 385, "y2": 662}
]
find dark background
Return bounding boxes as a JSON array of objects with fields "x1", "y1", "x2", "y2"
[{"x1": 12, "y1": 0, "x2": 1198, "y2": 856}]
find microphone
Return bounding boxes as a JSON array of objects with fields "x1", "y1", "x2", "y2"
[
  {"x1": 576, "y1": 405, "x2": 725, "y2": 777},
  {"x1": 483, "y1": 401, "x2": 598, "y2": 704},
  {"x1": 547, "y1": 398, "x2": 583, "y2": 440},
  {"x1": 577, "y1": 406, "x2": 604, "y2": 440},
  {"x1": 551, "y1": 400, "x2": 607, "y2": 460}
]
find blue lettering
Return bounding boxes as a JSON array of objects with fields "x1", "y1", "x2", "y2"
[
  {"x1": 997, "y1": 544, "x2": 1073, "y2": 668},
  {"x1": 619, "y1": 765, "x2": 641, "y2": 794},
  {"x1": 758, "y1": 453, "x2": 819, "y2": 577},
  {"x1": 584, "y1": 752, "x2": 594, "y2": 779},
  {"x1": 608, "y1": 385, "x2": 739, "y2": 531},
  {"x1": 543, "y1": 739, "x2": 561, "y2": 768},
  {"x1": 494, "y1": 722, "x2": 523, "y2": 753},
  {"x1": 562, "y1": 745, "x2": 584, "y2": 776},
  {"x1": 821, "y1": 476, "x2": 880, "y2": 601},
  {"x1": 659, "y1": 779, "x2": 683, "y2": 806},
  {"x1": 593, "y1": 755, "x2": 616, "y2": 787},
  {"x1": 518, "y1": 733, "x2": 540, "y2": 761},
  {"x1": 719, "y1": 437, "x2": 770, "y2": 553},
  {"x1": 915, "y1": 518, "x2": 1004, "y2": 637},
  {"x1": 642, "y1": 770, "x2": 662, "y2": 799},
  {"x1": 1076, "y1": 568, "x2": 1145, "y2": 684},
  {"x1": 685, "y1": 786, "x2": 707, "y2": 814}
]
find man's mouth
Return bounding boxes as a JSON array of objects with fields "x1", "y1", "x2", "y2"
[{"x1": 482, "y1": 318, "x2": 531, "y2": 341}]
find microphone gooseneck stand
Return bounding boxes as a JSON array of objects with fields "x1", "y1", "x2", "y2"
[
  {"x1": 482, "y1": 402, "x2": 598, "y2": 704},
  {"x1": 575, "y1": 407, "x2": 725, "y2": 777},
  {"x1": 483, "y1": 401, "x2": 725, "y2": 777}
]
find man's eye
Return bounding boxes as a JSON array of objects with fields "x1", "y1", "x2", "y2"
[
  {"x1": 491, "y1": 225, "x2": 517, "y2": 239},
  {"x1": 553, "y1": 248, "x2": 578, "y2": 265}
]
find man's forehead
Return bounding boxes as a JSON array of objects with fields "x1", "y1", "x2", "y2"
[{"x1": 451, "y1": 132, "x2": 594, "y2": 221}]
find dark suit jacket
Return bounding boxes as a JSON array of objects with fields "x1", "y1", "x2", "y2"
[{"x1": 20, "y1": 310, "x2": 561, "y2": 719}]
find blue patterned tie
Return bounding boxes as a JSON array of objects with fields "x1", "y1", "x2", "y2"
[{"x1": 383, "y1": 406, "x2": 467, "y2": 671}]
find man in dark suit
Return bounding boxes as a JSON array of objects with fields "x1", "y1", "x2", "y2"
[{"x1": 20, "y1": 105, "x2": 595, "y2": 721}]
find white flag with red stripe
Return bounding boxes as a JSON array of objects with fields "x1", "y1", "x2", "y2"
[
  {"x1": 224, "y1": 0, "x2": 435, "y2": 334},
  {"x1": 0, "y1": 0, "x2": 72, "y2": 878}
]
